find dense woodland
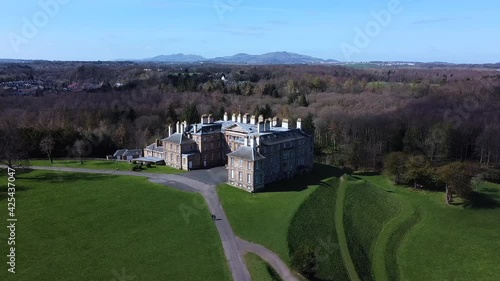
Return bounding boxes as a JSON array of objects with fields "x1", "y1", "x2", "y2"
[{"x1": 1, "y1": 62, "x2": 500, "y2": 187}]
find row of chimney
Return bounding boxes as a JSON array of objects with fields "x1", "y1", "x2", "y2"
[
  {"x1": 165, "y1": 113, "x2": 303, "y2": 137},
  {"x1": 223, "y1": 112, "x2": 301, "y2": 130}
]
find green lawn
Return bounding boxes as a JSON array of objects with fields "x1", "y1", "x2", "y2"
[
  {"x1": 29, "y1": 159, "x2": 184, "y2": 174},
  {"x1": 218, "y1": 165, "x2": 343, "y2": 265},
  {"x1": 288, "y1": 177, "x2": 350, "y2": 281},
  {"x1": 245, "y1": 253, "x2": 283, "y2": 281},
  {"x1": 358, "y1": 175, "x2": 500, "y2": 281},
  {"x1": 0, "y1": 170, "x2": 230, "y2": 281}
]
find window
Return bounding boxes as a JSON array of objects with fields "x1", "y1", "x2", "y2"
[
  {"x1": 170, "y1": 144, "x2": 173, "y2": 149},
  {"x1": 247, "y1": 174, "x2": 252, "y2": 184},
  {"x1": 230, "y1": 157, "x2": 234, "y2": 166},
  {"x1": 170, "y1": 154, "x2": 173, "y2": 161},
  {"x1": 238, "y1": 172, "x2": 243, "y2": 182},
  {"x1": 255, "y1": 161, "x2": 261, "y2": 170},
  {"x1": 247, "y1": 161, "x2": 251, "y2": 170},
  {"x1": 239, "y1": 160, "x2": 243, "y2": 167},
  {"x1": 282, "y1": 163, "x2": 288, "y2": 171},
  {"x1": 231, "y1": 170, "x2": 234, "y2": 179}
]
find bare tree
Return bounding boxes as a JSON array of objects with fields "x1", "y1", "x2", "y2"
[
  {"x1": 40, "y1": 136, "x2": 55, "y2": 164},
  {"x1": 72, "y1": 139, "x2": 91, "y2": 164}
]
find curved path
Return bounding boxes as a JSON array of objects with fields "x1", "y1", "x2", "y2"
[
  {"x1": 236, "y1": 237, "x2": 298, "y2": 281},
  {"x1": 23, "y1": 166, "x2": 297, "y2": 281}
]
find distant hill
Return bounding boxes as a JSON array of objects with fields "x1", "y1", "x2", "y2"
[
  {"x1": 144, "y1": 53, "x2": 206, "y2": 63},
  {"x1": 140, "y1": 52, "x2": 338, "y2": 65}
]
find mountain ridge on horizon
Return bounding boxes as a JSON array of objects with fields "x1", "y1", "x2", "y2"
[{"x1": 140, "y1": 51, "x2": 339, "y2": 65}]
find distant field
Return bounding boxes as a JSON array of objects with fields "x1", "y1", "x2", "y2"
[
  {"x1": 0, "y1": 170, "x2": 230, "y2": 281},
  {"x1": 29, "y1": 159, "x2": 184, "y2": 174},
  {"x1": 245, "y1": 253, "x2": 283, "y2": 281}
]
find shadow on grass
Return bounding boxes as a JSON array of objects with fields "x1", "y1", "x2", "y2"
[
  {"x1": 265, "y1": 264, "x2": 283, "y2": 281},
  {"x1": 19, "y1": 170, "x2": 119, "y2": 184},
  {"x1": 464, "y1": 192, "x2": 500, "y2": 209},
  {"x1": 259, "y1": 164, "x2": 344, "y2": 193}
]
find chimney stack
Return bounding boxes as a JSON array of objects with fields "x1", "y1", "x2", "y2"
[
  {"x1": 282, "y1": 119, "x2": 289, "y2": 129},
  {"x1": 168, "y1": 124, "x2": 173, "y2": 136},
  {"x1": 265, "y1": 119, "x2": 271, "y2": 131},
  {"x1": 250, "y1": 115, "x2": 256, "y2": 125},
  {"x1": 250, "y1": 136, "x2": 256, "y2": 148},
  {"x1": 258, "y1": 115, "x2": 264, "y2": 123},
  {"x1": 176, "y1": 121, "x2": 181, "y2": 133},
  {"x1": 237, "y1": 113, "x2": 242, "y2": 123},
  {"x1": 243, "y1": 113, "x2": 250, "y2": 124},
  {"x1": 232, "y1": 113, "x2": 237, "y2": 122},
  {"x1": 272, "y1": 117, "x2": 280, "y2": 127},
  {"x1": 223, "y1": 112, "x2": 229, "y2": 121},
  {"x1": 296, "y1": 118, "x2": 302, "y2": 129},
  {"x1": 208, "y1": 114, "x2": 214, "y2": 124},
  {"x1": 258, "y1": 121, "x2": 265, "y2": 133},
  {"x1": 201, "y1": 114, "x2": 209, "y2": 124}
]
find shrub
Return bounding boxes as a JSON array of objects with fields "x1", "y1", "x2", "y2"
[{"x1": 291, "y1": 245, "x2": 318, "y2": 278}]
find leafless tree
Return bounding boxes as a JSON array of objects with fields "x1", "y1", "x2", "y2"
[
  {"x1": 40, "y1": 136, "x2": 55, "y2": 164},
  {"x1": 72, "y1": 139, "x2": 91, "y2": 164}
]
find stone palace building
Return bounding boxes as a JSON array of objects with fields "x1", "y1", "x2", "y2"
[{"x1": 144, "y1": 113, "x2": 314, "y2": 192}]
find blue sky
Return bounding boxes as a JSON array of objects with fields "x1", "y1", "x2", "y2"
[{"x1": 1, "y1": 0, "x2": 499, "y2": 63}]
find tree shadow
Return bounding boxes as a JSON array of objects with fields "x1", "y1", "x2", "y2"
[
  {"x1": 265, "y1": 264, "x2": 283, "y2": 281},
  {"x1": 18, "y1": 170, "x2": 119, "y2": 184},
  {"x1": 463, "y1": 191, "x2": 500, "y2": 209},
  {"x1": 259, "y1": 164, "x2": 344, "y2": 193}
]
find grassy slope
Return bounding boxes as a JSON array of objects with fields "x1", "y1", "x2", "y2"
[
  {"x1": 361, "y1": 175, "x2": 500, "y2": 281},
  {"x1": 218, "y1": 184, "x2": 316, "y2": 264},
  {"x1": 288, "y1": 178, "x2": 351, "y2": 281},
  {"x1": 342, "y1": 177, "x2": 400, "y2": 281},
  {"x1": 218, "y1": 164, "x2": 343, "y2": 265},
  {"x1": 29, "y1": 159, "x2": 184, "y2": 174},
  {"x1": 0, "y1": 170, "x2": 230, "y2": 281},
  {"x1": 245, "y1": 253, "x2": 283, "y2": 281}
]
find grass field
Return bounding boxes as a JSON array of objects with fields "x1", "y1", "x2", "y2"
[
  {"x1": 287, "y1": 177, "x2": 350, "y2": 281},
  {"x1": 358, "y1": 175, "x2": 500, "y2": 281},
  {"x1": 29, "y1": 159, "x2": 184, "y2": 174},
  {"x1": 342, "y1": 176, "x2": 400, "y2": 281},
  {"x1": 245, "y1": 253, "x2": 283, "y2": 281},
  {"x1": 0, "y1": 169, "x2": 230, "y2": 281},
  {"x1": 218, "y1": 164, "x2": 343, "y2": 264}
]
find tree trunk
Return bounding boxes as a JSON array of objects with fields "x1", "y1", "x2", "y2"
[
  {"x1": 80, "y1": 156, "x2": 83, "y2": 165},
  {"x1": 487, "y1": 148, "x2": 491, "y2": 166},
  {"x1": 445, "y1": 184, "x2": 452, "y2": 205}
]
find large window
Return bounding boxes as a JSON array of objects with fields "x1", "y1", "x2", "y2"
[
  {"x1": 231, "y1": 170, "x2": 234, "y2": 179},
  {"x1": 247, "y1": 174, "x2": 252, "y2": 184},
  {"x1": 230, "y1": 157, "x2": 234, "y2": 166},
  {"x1": 238, "y1": 172, "x2": 243, "y2": 182},
  {"x1": 247, "y1": 161, "x2": 251, "y2": 170}
]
